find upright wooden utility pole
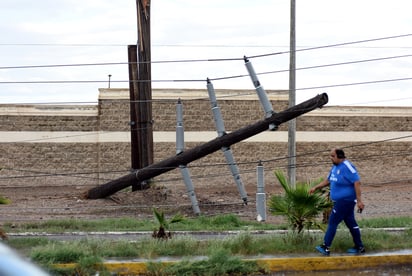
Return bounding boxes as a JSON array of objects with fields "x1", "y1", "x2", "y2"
[
  {"x1": 128, "y1": 0, "x2": 153, "y2": 191},
  {"x1": 288, "y1": 0, "x2": 297, "y2": 187},
  {"x1": 128, "y1": 45, "x2": 139, "y2": 174}
]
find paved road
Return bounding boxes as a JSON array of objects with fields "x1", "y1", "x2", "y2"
[{"x1": 8, "y1": 228, "x2": 409, "y2": 241}]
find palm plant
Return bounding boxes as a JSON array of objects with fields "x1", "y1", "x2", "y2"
[
  {"x1": 269, "y1": 170, "x2": 332, "y2": 233},
  {"x1": 152, "y1": 208, "x2": 185, "y2": 239}
]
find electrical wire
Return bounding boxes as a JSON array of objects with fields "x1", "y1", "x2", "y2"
[
  {"x1": 0, "y1": 102, "x2": 338, "y2": 144},
  {"x1": 1, "y1": 133, "x2": 411, "y2": 182},
  {"x1": 242, "y1": 54, "x2": 412, "y2": 78},
  {"x1": 0, "y1": 35, "x2": 411, "y2": 180},
  {"x1": 1, "y1": 33, "x2": 411, "y2": 70},
  {"x1": 0, "y1": 36, "x2": 411, "y2": 106},
  {"x1": 2, "y1": 42, "x2": 412, "y2": 49},
  {"x1": 1, "y1": 76, "x2": 411, "y2": 89},
  {"x1": 0, "y1": 167, "x2": 130, "y2": 181},
  {"x1": 1, "y1": 55, "x2": 411, "y2": 98},
  {"x1": 0, "y1": 131, "x2": 116, "y2": 143},
  {"x1": 298, "y1": 77, "x2": 412, "y2": 91},
  {"x1": 0, "y1": 34, "x2": 410, "y2": 108},
  {"x1": 2, "y1": 104, "x2": 412, "y2": 144}
]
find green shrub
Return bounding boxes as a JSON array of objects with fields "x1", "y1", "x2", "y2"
[{"x1": 269, "y1": 170, "x2": 332, "y2": 233}]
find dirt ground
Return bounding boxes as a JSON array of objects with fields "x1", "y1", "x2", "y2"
[{"x1": 1, "y1": 181, "x2": 412, "y2": 224}]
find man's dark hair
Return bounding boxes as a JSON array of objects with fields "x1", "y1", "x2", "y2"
[{"x1": 335, "y1": 149, "x2": 346, "y2": 159}]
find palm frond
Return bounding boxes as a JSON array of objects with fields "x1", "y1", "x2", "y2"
[
  {"x1": 170, "y1": 213, "x2": 185, "y2": 224},
  {"x1": 268, "y1": 195, "x2": 289, "y2": 215},
  {"x1": 269, "y1": 170, "x2": 332, "y2": 233},
  {"x1": 153, "y1": 208, "x2": 166, "y2": 226},
  {"x1": 274, "y1": 170, "x2": 291, "y2": 194}
]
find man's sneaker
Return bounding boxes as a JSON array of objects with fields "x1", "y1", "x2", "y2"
[
  {"x1": 316, "y1": 244, "x2": 330, "y2": 256},
  {"x1": 347, "y1": 246, "x2": 366, "y2": 254}
]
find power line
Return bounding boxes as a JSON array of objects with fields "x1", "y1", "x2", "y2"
[
  {"x1": 0, "y1": 166, "x2": 131, "y2": 182},
  {"x1": 1, "y1": 76, "x2": 411, "y2": 93},
  {"x1": 3, "y1": 91, "x2": 412, "y2": 107},
  {"x1": 2, "y1": 133, "x2": 411, "y2": 181},
  {"x1": 1, "y1": 52, "x2": 410, "y2": 93},
  {"x1": 345, "y1": 96, "x2": 412, "y2": 106},
  {"x1": 0, "y1": 62, "x2": 128, "y2": 70},
  {"x1": 2, "y1": 43, "x2": 412, "y2": 49},
  {"x1": 1, "y1": 36, "x2": 411, "y2": 105},
  {"x1": 257, "y1": 54, "x2": 412, "y2": 77},
  {"x1": 1, "y1": 33, "x2": 411, "y2": 49},
  {"x1": 1, "y1": 33, "x2": 411, "y2": 70},
  {"x1": 293, "y1": 33, "x2": 412, "y2": 54},
  {"x1": 297, "y1": 77, "x2": 412, "y2": 91}
]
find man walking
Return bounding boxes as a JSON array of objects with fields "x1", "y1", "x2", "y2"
[{"x1": 310, "y1": 148, "x2": 365, "y2": 256}]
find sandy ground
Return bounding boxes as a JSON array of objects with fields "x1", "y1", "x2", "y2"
[{"x1": 1, "y1": 181, "x2": 412, "y2": 224}]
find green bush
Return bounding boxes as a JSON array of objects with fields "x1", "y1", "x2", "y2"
[{"x1": 269, "y1": 170, "x2": 332, "y2": 233}]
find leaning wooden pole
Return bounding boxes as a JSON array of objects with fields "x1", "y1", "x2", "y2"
[{"x1": 85, "y1": 93, "x2": 328, "y2": 199}]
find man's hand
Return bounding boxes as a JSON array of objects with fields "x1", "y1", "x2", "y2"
[
  {"x1": 357, "y1": 201, "x2": 365, "y2": 213},
  {"x1": 309, "y1": 187, "x2": 317, "y2": 194}
]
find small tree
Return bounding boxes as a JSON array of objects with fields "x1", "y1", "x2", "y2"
[
  {"x1": 152, "y1": 208, "x2": 184, "y2": 239},
  {"x1": 269, "y1": 170, "x2": 332, "y2": 233}
]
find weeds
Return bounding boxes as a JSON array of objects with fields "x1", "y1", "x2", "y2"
[
  {"x1": 4, "y1": 215, "x2": 412, "y2": 275},
  {"x1": 2, "y1": 214, "x2": 280, "y2": 233},
  {"x1": 152, "y1": 208, "x2": 185, "y2": 239},
  {"x1": 155, "y1": 249, "x2": 268, "y2": 276}
]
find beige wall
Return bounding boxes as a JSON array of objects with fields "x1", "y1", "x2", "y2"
[{"x1": 0, "y1": 88, "x2": 411, "y2": 192}]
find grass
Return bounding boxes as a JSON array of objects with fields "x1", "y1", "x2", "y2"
[
  {"x1": 358, "y1": 216, "x2": 412, "y2": 228},
  {"x1": 2, "y1": 217, "x2": 156, "y2": 233},
  {"x1": 3, "y1": 215, "x2": 412, "y2": 275},
  {"x1": 7, "y1": 229, "x2": 412, "y2": 260},
  {"x1": 1, "y1": 213, "x2": 283, "y2": 233},
  {"x1": 6, "y1": 229, "x2": 412, "y2": 275},
  {"x1": 3, "y1": 214, "x2": 412, "y2": 234},
  {"x1": 154, "y1": 248, "x2": 267, "y2": 276}
]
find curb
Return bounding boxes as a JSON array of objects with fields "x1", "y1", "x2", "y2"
[
  {"x1": 255, "y1": 254, "x2": 412, "y2": 272},
  {"x1": 54, "y1": 253, "x2": 412, "y2": 275}
]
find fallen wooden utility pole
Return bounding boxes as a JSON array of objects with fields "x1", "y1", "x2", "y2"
[{"x1": 85, "y1": 93, "x2": 328, "y2": 199}]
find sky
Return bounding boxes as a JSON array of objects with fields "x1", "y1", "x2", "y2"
[{"x1": 0, "y1": 0, "x2": 411, "y2": 106}]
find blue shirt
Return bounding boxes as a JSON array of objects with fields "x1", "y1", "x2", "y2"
[{"x1": 328, "y1": 160, "x2": 360, "y2": 201}]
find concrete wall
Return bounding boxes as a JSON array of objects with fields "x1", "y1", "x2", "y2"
[{"x1": 0, "y1": 88, "x2": 411, "y2": 193}]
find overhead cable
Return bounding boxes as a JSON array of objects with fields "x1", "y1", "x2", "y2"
[{"x1": 1, "y1": 33, "x2": 410, "y2": 70}]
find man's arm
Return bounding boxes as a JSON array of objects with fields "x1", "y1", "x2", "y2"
[
  {"x1": 354, "y1": 180, "x2": 365, "y2": 210},
  {"x1": 309, "y1": 178, "x2": 330, "y2": 194}
]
